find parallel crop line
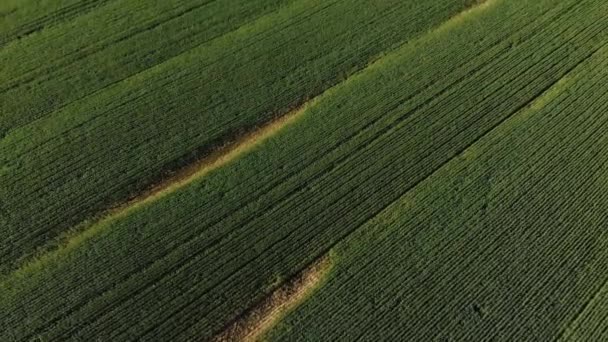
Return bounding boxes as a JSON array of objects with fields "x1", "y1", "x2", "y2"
[
  {"x1": 0, "y1": 0, "x2": 357, "y2": 269},
  {"x1": 0, "y1": 0, "x2": 115, "y2": 48},
  {"x1": 0, "y1": 103, "x2": 308, "y2": 289},
  {"x1": 0, "y1": 0, "x2": 502, "y2": 283},
  {"x1": 355, "y1": 71, "x2": 608, "y2": 341},
  {"x1": 0, "y1": 0, "x2": 220, "y2": 92},
  {"x1": 1, "y1": 1, "x2": 504, "y2": 340},
  {"x1": 458, "y1": 127, "x2": 608, "y2": 340},
  {"x1": 455, "y1": 69, "x2": 608, "y2": 342},
  {"x1": 490, "y1": 73, "x2": 608, "y2": 342},
  {"x1": 0, "y1": 0, "x2": 334, "y2": 138},
  {"x1": 396, "y1": 61, "x2": 608, "y2": 340},
  {"x1": 211, "y1": 255, "x2": 333, "y2": 342},
  {"x1": 331, "y1": 57, "x2": 600, "y2": 322},
  {"x1": 185, "y1": 4, "x2": 604, "y2": 328},
  {"x1": 593, "y1": 310, "x2": 608, "y2": 339},
  {"x1": 558, "y1": 276, "x2": 608, "y2": 340},
  {"x1": 150, "y1": 12, "x2": 600, "y2": 336},
  {"x1": 86, "y1": 7, "x2": 560, "y2": 340},
  {"x1": 320, "y1": 54, "x2": 604, "y2": 340},
  {"x1": 42, "y1": 1, "x2": 592, "y2": 338},
  {"x1": 1, "y1": 1, "x2": 528, "y2": 272},
  {"x1": 503, "y1": 216, "x2": 608, "y2": 341},
  {"x1": 302, "y1": 43, "x2": 607, "y2": 339},
  {"x1": 461, "y1": 145, "x2": 608, "y2": 341},
  {"x1": 0, "y1": 0, "x2": 346, "y2": 189},
  {"x1": 33, "y1": 20, "x2": 592, "y2": 342}
]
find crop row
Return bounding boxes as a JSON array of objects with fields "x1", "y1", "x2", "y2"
[
  {"x1": 0, "y1": 0, "x2": 475, "y2": 274},
  {"x1": 0, "y1": 0, "x2": 112, "y2": 47},
  {"x1": 102, "y1": 4, "x2": 608, "y2": 338},
  {"x1": 2, "y1": 0, "x2": 603, "y2": 340},
  {"x1": 290, "y1": 51, "x2": 608, "y2": 339},
  {"x1": 388, "y1": 83, "x2": 608, "y2": 342},
  {"x1": 268, "y1": 42, "x2": 608, "y2": 340},
  {"x1": 0, "y1": 0, "x2": 596, "y2": 336},
  {"x1": 0, "y1": 0, "x2": 293, "y2": 128},
  {"x1": 559, "y1": 267, "x2": 608, "y2": 340}
]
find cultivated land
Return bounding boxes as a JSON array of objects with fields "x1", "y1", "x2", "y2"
[
  {"x1": 0, "y1": 0, "x2": 473, "y2": 273},
  {"x1": 1, "y1": 0, "x2": 608, "y2": 341}
]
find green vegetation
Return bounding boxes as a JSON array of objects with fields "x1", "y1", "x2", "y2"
[
  {"x1": 268, "y1": 39, "x2": 608, "y2": 342},
  {"x1": 0, "y1": 0, "x2": 110, "y2": 46},
  {"x1": 0, "y1": 0, "x2": 473, "y2": 273},
  {"x1": 560, "y1": 279, "x2": 608, "y2": 341},
  {"x1": 2, "y1": 0, "x2": 608, "y2": 341}
]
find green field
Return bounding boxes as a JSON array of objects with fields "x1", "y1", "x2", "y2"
[{"x1": 2, "y1": 0, "x2": 608, "y2": 340}]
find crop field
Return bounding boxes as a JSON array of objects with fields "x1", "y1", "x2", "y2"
[{"x1": 1, "y1": 0, "x2": 608, "y2": 340}]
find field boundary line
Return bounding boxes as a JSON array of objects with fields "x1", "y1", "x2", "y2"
[
  {"x1": 169, "y1": 7, "x2": 589, "y2": 336},
  {"x1": 0, "y1": 0, "x2": 223, "y2": 93},
  {"x1": 287, "y1": 37, "x2": 597, "y2": 336},
  {"x1": 0, "y1": 0, "x2": 499, "y2": 286},
  {"x1": 290, "y1": 34, "x2": 604, "y2": 342},
  {"x1": 1, "y1": 0, "x2": 493, "y2": 147},
  {"x1": 0, "y1": 0, "x2": 335, "y2": 132},
  {"x1": 0, "y1": 101, "x2": 313, "y2": 288},
  {"x1": 211, "y1": 254, "x2": 333, "y2": 342},
  {"x1": 8, "y1": 0, "x2": 532, "y2": 336}
]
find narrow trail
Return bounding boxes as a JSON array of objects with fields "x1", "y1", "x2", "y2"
[
  {"x1": 0, "y1": 104, "x2": 309, "y2": 287},
  {"x1": 211, "y1": 255, "x2": 333, "y2": 342},
  {"x1": 0, "y1": 0, "x2": 499, "y2": 286}
]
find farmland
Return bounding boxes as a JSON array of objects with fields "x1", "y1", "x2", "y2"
[
  {"x1": 0, "y1": 0, "x2": 474, "y2": 273},
  {"x1": 2, "y1": 0, "x2": 608, "y2": 341}
]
